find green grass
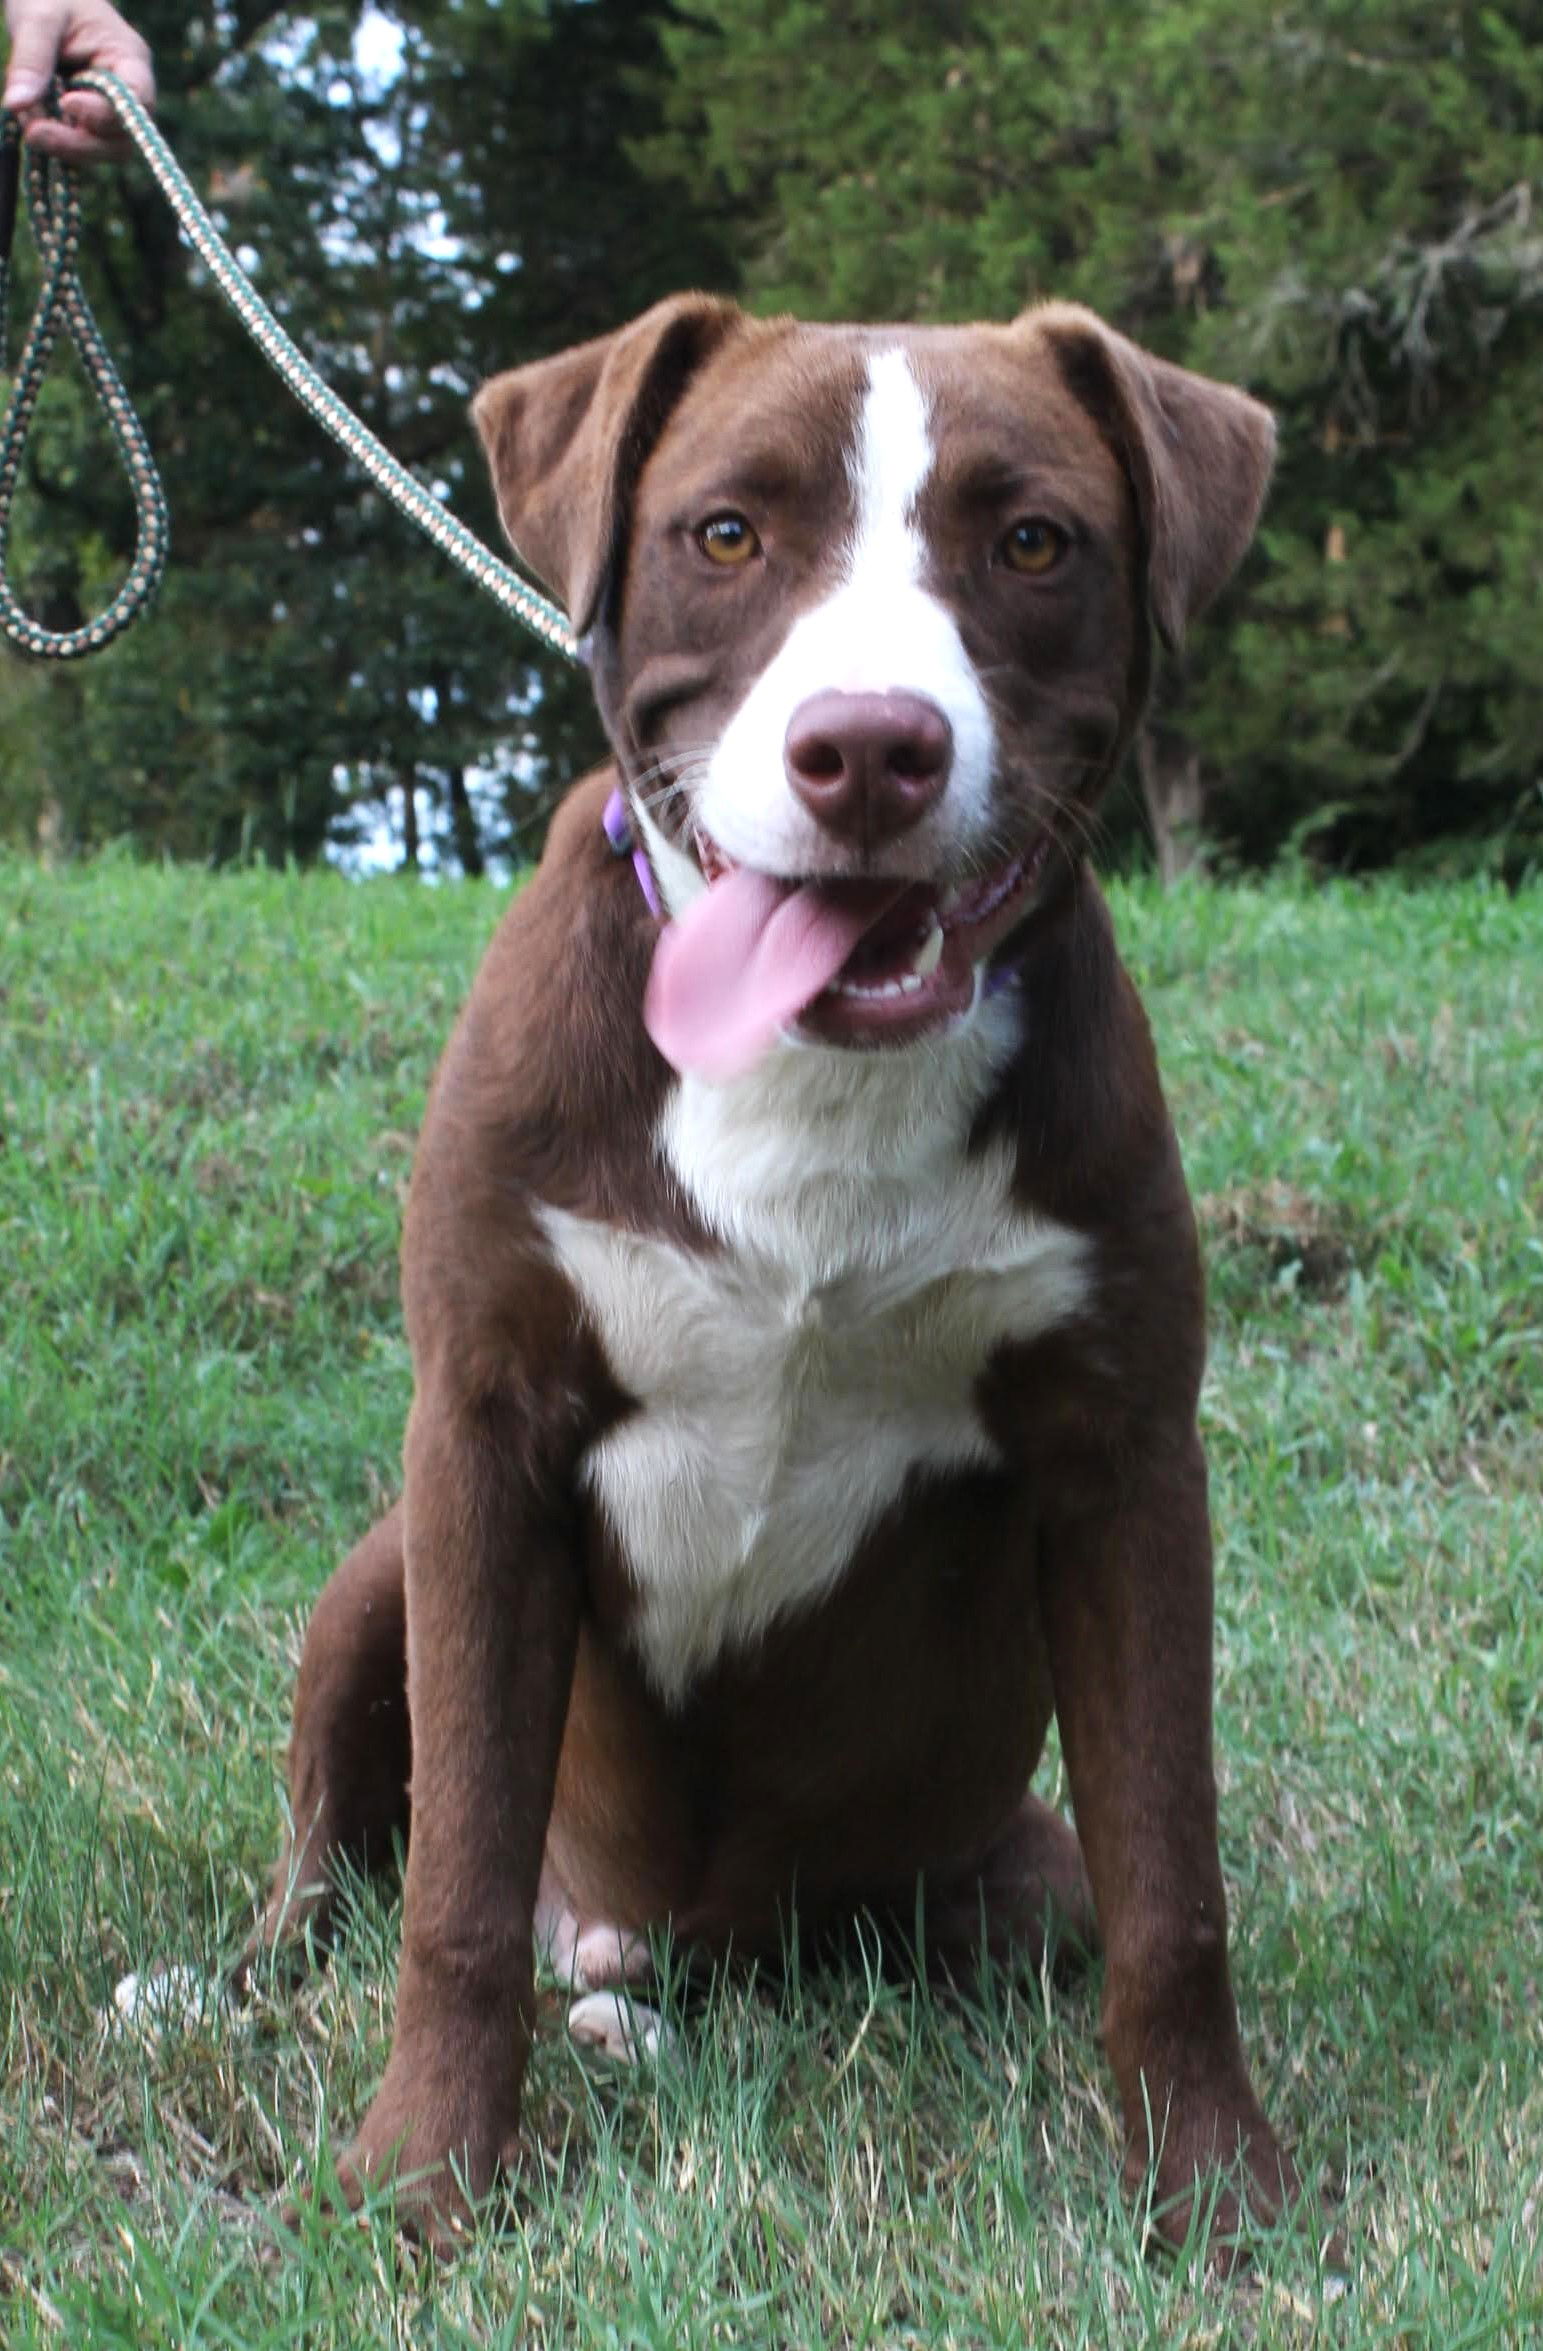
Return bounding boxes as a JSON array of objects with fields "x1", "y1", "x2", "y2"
[{"x1": 1, "y1": 853, "x2": 1539, "y2": 2347}]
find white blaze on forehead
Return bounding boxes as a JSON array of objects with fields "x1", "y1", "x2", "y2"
[
  {"x1": 849, "y1": 346, "x2": 935, "y2": 611},
  {"x1": 693, "y1": 346, "x2": 997, "y2": 887}
]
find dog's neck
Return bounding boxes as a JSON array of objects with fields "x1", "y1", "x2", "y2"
[{"x1": 656, "y1": 980, "x2": 1026, "y2": 1274}]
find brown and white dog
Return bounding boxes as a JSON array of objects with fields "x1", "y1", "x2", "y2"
[{"x1": 253, "y1": 295, "x2": 1299, "y2": 2254}]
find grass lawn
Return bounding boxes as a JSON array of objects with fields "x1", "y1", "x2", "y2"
[{"x1": 1, "y1": 854, "x2": 1539, "y2": 2347}]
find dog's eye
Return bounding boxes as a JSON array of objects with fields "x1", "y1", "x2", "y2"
[
  {"x1": 1000, "y1": 518, "x2": 1068, "y2": 576},
  {"x1": 696, "y1": 512, "x2": 761, "y2": 567}
]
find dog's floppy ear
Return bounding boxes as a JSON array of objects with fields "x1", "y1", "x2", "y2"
[
  {"x1": 472, "y1": 293, "x2": 744, "y2": 634},
  {"x1": 1032, "y1": 303, "x2": 1276, "y2": 647}
]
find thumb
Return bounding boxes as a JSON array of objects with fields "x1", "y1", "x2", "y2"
[{"x1": 5, "y1": 22, "x2": 56, "y2": 109}]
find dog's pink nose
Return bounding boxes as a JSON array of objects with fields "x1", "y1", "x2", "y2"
[{"x1": 784, "y1": 690, "x2": 952, "y2": 845}]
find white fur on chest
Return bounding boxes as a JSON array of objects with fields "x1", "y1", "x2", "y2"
[{"x1": 537, "y1": 1012, "x2": 1091, "y2": 1702}]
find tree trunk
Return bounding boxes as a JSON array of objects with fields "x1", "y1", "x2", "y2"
[
  {"x1": 401, "y1": 769, "x2": 420, "y2": 872},
  {"x1": 446, "y1": 761, "x2": 485, "y2": 877},
  {"x1": 1136, "y1": 727, "x2": 1207, "y2": 885}
]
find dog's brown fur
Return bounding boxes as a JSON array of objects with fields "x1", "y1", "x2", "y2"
[{"x1": 250, "y1": 297, "x2": 1300, "y2": 2259}]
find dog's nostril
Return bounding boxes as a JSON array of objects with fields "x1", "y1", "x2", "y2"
[
  {"x1": 797, "y1": 737, "x2": 846, "y2": 783},
  {"x1": 888, "y1": 741, "x2": 935, "y2": 781},
  {"x1": 784, "y1": 689, "x2": 954, "y2": 842}
]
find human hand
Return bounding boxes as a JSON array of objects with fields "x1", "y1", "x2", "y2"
[{"x1": 3, "y1": 0, "x2": 154, "y2": 161}]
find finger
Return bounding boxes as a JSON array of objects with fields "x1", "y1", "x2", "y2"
[
  {"x1": 4, "y1": 2, "x2": 67, "y2": 110},
  {"x1": 21, "y1": 116, "x2": 130, "y2": 163},
  {"x1": 58, "y1": 90, "x2": 119, "y2": 133},
  {"x1": 60, "y1": 14, "x2": 156, "y2": 111},
  {"x1": 4, "y1": 66, "x2": 52, "y2": 110},
  {"x1": 72, "y1": 47, "x2": 156, "y2": 113}
]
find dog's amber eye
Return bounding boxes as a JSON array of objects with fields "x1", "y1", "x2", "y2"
[
  {"x1": 1001, "y1": 518, "x2": 1067, "y2": 575},
  {"x1": 696, "y1": 512, "x2": 761, "y2": 567}
]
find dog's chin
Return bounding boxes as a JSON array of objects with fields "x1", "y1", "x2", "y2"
[{"x1": 695, "y1": 827, "x2": 1053, "y2": 1053}]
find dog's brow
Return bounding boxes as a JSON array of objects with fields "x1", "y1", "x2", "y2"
[
  {"x1": 679, "y1": 453, "x2": 811, "y2": 510},
  {"x1": 942, "y1": 455, "x2": 1037, "y2": 504}
]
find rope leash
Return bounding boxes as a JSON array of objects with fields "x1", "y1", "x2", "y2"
[
  {"x1": 0, "y1": 101, "x2": 167, "y2": 657},
  {"x1": 0, "y1": 69, "x2": 580, "y2": 665}
]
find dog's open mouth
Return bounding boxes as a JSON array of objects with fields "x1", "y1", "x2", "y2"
[{"x1": 643, "y1": 831, "x2": 1050, "y2": 1078}]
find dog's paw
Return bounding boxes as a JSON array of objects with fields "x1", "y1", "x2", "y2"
[
  {"x1": 236, "y1": 1851, "x2": 348, "y2": 1995},
  {"x1": 537, "y1": 1902, "x2": 652, "y2": 1995},
  {"x1": 1126, "y1": 2096, "x2": 1306, "y2": 2273},
  {"x1": 307, "y1": 2048, "x2": 526, "y2": 2253},
  {"x1": 567, "y1": 1989, "x2": 677, "y2": 2063}
]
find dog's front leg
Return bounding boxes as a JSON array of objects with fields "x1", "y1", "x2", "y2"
[
  {"x1": 338, "y1": 1387, "x2": 580, "y2": 2243},
  {"x1": 1041, "y1": 1431, "x2": 1298, "y2": 2261}
]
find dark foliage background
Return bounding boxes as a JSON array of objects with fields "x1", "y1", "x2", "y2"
[{"x1": 3, "y1": 0, "x2": 1540, "y2": 879}]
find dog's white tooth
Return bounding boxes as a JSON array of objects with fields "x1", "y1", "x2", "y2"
[
  {"x1": 938, "y1": 885, "x2": 963, "y2": 916},
  {"x1": 910, "y1": 915, "x2": 944, "y2": 979},
  {"x1": 900, "y1": 972, "x2": 923, "y2": 994}
]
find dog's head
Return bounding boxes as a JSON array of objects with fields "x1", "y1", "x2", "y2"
[{"x1": 473, "y1": 298, "x2": 1273, "y2": 1076}]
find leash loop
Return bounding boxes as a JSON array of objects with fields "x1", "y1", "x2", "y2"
[
  {"x1": 0, "y1": 93, "x2": 169, "y2": 658},
  {"x1": 0, "y1": 70, "x2": 579, "y2": 666}
]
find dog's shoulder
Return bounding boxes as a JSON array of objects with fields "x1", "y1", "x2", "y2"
[
  {"x1": 417, "y1": 767, "x2": 669, "y2": 1203},
  {"x1": 401, "y1": 767, "x2": 683, "y2": 1416},
  {"x1": 983, "y1": 868, "x2": 1191, "y2": 1236},
  {"x1": 470, "y1": 765, "x2": 654, "y2": 1081},
  {"x1": 974, "y1": 868, "x2": 1208, "y2": 1476}
]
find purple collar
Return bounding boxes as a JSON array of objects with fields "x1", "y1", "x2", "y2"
[
  {"x1": 602, "y1": 787, "x2": 663, "y2": 918},
  {"x1": 602, "y1": 786, "x2": 1018, "y2": 997}
]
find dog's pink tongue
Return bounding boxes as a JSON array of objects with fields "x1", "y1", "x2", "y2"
[{"x1": 645, "y1": 867, "x2": 899, "y2": 1079}]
